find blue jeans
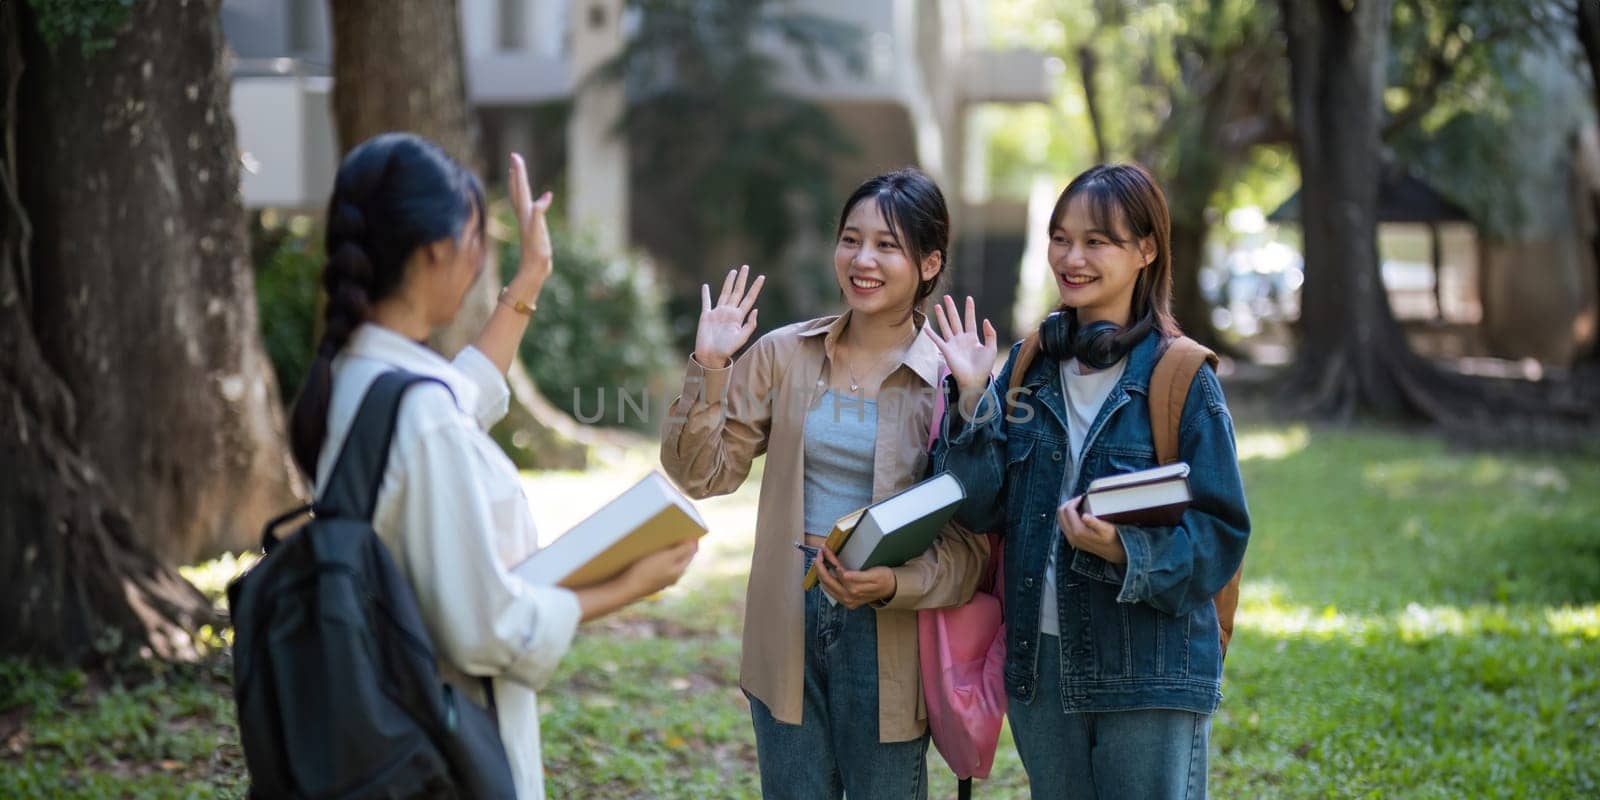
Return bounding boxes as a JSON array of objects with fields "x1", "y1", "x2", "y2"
[
  {"x1": 746, "y1": 546, "x2": 929, "y2": 799},
  {"x1": 1008, "y1": 634, "x2": 1210, "y2": 799}
]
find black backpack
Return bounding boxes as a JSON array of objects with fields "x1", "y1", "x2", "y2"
[{"x1": 227, "y1": 371, "x2": 516, "y2": 799}]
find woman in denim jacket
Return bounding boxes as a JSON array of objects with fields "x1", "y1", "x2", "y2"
[{"x1": 926, "y1": 163, "x2": 1249, "y2": 799}]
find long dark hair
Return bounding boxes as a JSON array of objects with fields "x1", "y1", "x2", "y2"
[
  {"x1": 1046, "y1": 162, "x2": 1180, "y2": 340},
  {"x1": 834, "y1": 167, "x2": 950, "y2": 314},
  {"x1": 288, "y1": 132, "x2": 485, "y2": 477}
]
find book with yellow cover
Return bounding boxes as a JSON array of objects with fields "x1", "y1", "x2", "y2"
[
  {"x1": 801, "y1": 472, "x2": 964, "y2": 590},
  {"x1": 512, "y1": 471, "x2": 709, "y2": 589}
]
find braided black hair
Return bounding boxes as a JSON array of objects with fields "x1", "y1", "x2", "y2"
[{"x1": 288, "y1": 132, "x2": 485, "y2": 477}]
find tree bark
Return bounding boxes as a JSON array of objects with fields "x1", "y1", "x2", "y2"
[
  {"x1": 1168, "y1": 212, "x2": 1222, "y2": 346},
  {"x1": 11, "y1": 0, "x2": 303, "y2": 562},
  {"x1": 1279, "y1": 0, "x2": 1433, "y2": 419},
  {"x1": 1, "y1": 0, "x2": 264, "y2": 663},
  {"x1": 329, "y1": 0, "x2": 587, "y2": 468},
  {"x1": 1077, "y1": 45, "x2": 1109, "y2": 165},
  {"x1": 1577, "y1": 2, "x2": 1600, "y2": 365},
  {"x1": 1275, "y1": 0, "x2": 1560, "y2": 427}
]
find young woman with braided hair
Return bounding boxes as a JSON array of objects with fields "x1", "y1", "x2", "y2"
[{"x1": 289, "y1": 132, "x2": 696, "y2": 799}]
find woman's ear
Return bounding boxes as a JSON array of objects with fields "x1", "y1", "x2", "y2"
[
  {"x1": 422, "y1": 236, "x2": 456, "y2": 271},
  {"x1": 920, "y1": 250, "x2": 944, "y2": 282},
  {"x1": 1139, "y1": 236, "x2": 1156, "y2": 268}
]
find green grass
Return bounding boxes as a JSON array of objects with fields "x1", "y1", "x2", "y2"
[{"x1": 2, "y1": 423, "x2": 1597, "y2": 798}]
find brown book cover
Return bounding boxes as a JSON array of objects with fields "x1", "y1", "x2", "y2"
[
  {"x1": 1078, "y1": 463, "x2": 1191, "y2": 527},
  {"x1": 512, "y1": 471, "x2": 708, "y2": 588}
]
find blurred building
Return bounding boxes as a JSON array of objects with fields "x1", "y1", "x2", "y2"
[{"x1": 221, "y1": 0, "x2": 1053, "y2": 296}]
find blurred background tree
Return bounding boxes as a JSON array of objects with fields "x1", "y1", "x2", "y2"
[
  {"x1": 1, "y1": 0, "x2": 301, "y2": 664},
  {"x1": 328, "y1": 0, "x2": 596, "y2": 468},
  {"x1": 596, "y1": 0, "x2": 865, "y2": 345}
]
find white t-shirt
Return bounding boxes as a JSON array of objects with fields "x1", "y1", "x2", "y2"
[
  {"x1": 1040, "y1": 356, "x2": 1126, "y2": 637},
  {"x1": 315, "y1": 323, "x2": 582, "y2": 800}
]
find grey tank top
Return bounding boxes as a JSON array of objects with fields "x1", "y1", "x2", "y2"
[{"x1": 802, "y1": 390, "x2": 878, "y2": 536}]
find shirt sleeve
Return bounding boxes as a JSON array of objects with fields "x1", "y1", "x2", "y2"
[
  {"x1": 451, "y1": 346, "x2": 512, "y2": 430},
  {"x1": 658, "y1": 336, "x2": 777, "y2": 499},
  {"x1": 389, "y1": 413, "x2": 581, "y2": 690}
]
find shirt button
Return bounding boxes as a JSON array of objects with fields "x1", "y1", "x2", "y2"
[
  {"x1": 1052, "y1": 450, "x2": 1062, "y2": 461},
  {"x1": 1019, "y1": 640, "x2": 1031, "y2": 651},
  {"x1": 1024, "y1": 577, "x2": 1035, "y2": 588}
]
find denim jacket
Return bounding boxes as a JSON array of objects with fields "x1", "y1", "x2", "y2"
[{"x1": 930, "y1": 330, "x2": 1250, "y2": 714}]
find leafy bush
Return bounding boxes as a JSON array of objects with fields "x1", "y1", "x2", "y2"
[
  {"x1": 250, "y1": 213, "x2": 321, "y2": 405},
  {"x1": 250, "y1": 208, "x2": 675, "y2": 433},
  {"x1": 501, "y1": 220, "x2": 676, "y2": 434}
]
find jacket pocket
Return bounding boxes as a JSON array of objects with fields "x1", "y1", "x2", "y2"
[{"x1": 1002, "y1": 435, "x2": 1036, "y2": 525}]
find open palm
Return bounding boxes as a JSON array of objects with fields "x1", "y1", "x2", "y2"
[
  {"x1": 928, "y1": 294, "x2": 999, "y2": 392},
  {"x1": 694, "y1": 265, "x2": 765, "y2": 368},
  {"x1": 508, "y1": 153, "x2": 553, "y2": 280}
]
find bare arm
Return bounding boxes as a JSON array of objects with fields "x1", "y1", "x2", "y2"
[{"x1": 474, "y1": 153, "x2": 551, "y2": 373}]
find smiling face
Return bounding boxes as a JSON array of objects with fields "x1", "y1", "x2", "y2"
[
  {"x1": 834, "y1": 197, "x2": 940, "y2": 320},
  {"x1": 1048, "y1": 195, "x2": 1155, "y2": 326}
]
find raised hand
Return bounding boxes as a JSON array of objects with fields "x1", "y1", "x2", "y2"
[
  {"x1": 694, "y1": 265, "x2": 765, "y2": 368},
  {"x1": 927, "y1": 294, "x2": 999, "y2": 395},
  {"x1": 508, "y1": 153, "x2": 554, "y2": 286}
]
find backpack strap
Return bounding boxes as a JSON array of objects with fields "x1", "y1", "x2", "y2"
[
  {"x1": 1007, "y1": 332, "x2": 1044, "y2": 395},
  {"x1": 1148, "y1": 337, "x2": 1218, "y2": 466},
  {"x1": 927, "y1": 364, "x2": 949, "y2": 451},
  {"x1": 1148, "y1": 337, "x2": 1246, "y2": 658},
  {"x1": 316, "y1": 371, "x2": 452, "y2": 522}
]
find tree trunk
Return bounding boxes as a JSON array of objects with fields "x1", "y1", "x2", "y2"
[
  {"x1": 1278, "y1": 0, "x2": 1448, "y2": 420},
  {"x1": 1578, "y1": 1, "x2": 1600, "y2": 118},
  {"x1": 1168, "y1": 199, "x2": 1223, "y2": 349},
  {"x1": 329, "y1": 0, "x2": 587, "y2": 468},
  {"x1": 11, "y1": 0, "x2": 303, "y2": 563},
  {"x1": 1577, "y1": 2, "x2": 1600, "y2": 365},
  {"x1": 1, "y1": 0, "x2": 267, "y2": 663}
]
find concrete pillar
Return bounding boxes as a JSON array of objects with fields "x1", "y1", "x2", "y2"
[{"x1": 567, "y1": 0, "x2": 628, "y2": 251}]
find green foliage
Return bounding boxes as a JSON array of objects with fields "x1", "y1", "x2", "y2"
[
  {"x1": 250, "y1": 215, "x2": 321, "y2": 404},
  {"x1": 0, "y1": 658, "x2": 246, "y2": 799},
  {"x1": 502, "y1": 218, "x2": 675, "y2": 433},
  {"x1": 26, "y1": 0, "x2": 134, "y2": 57},
  {"x1": 976, "y1": 0, "x2": 1288, "y2": 202},
  {"x1": 597, "y1": 0, "x2": 864, "y2": 331},
  {"x1": 1384, "y1": 0, "x2": 1572, "y2": 239}
]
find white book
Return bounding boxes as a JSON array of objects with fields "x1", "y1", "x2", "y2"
[{"x1": 512, "y1": 471, "x2": 708, "y2": 589}]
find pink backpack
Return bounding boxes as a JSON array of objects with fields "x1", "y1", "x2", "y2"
[{"x1": 918, "y1": 368, "x2": 1007, "y2": 800}]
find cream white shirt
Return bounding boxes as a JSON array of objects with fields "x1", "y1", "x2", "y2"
[{"x1": 314, "y1": 323, "x2": 582, "y2": 800}]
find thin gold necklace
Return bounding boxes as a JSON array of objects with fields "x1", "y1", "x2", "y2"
[{"x1": 842, "y1": 324, "x2": 916, "y2": 393}]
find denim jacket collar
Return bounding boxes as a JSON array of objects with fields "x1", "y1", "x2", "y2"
[
  {"x1": 1017, "y1": 329, "x2": 1162, "y2": 395},
  {"x1": 1014, "y1": 330, "x2": 1163, "y2": 435}
]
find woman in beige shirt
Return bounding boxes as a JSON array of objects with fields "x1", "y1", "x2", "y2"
[{"x1": 660, "y1": 168, "x2": 989, "y2": 799}]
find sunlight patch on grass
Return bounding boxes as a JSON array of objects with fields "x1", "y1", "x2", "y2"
[
  {"x1": 1362, "y1": 456, "x2": 1574, "y2": 500},
  {"x1": 1545, "y1": 606, "x2": 1600, "y2": 639},
  {"x1": 179, "y1": 551, "x2": 259, "y2": 603},
  {"x1": 1238, "y1": 589, "x2": 1600, "y2": 646},
  {"x1": 1234, "y1": 424, "x2": 1309, "y2": 462}
]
